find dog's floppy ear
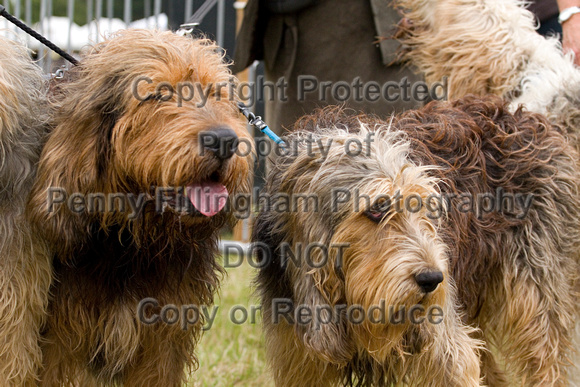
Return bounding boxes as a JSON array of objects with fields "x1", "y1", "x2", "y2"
[
  {"x1": 253, "y1": 210, "x2": 294, "y2": 306},
  {"x1": 26, "y1": 184, "x2": 90, "y2": 259},
  {"x1": 288, "y1": 225, "x2": 356, "y2": 366},
  {"x1": 253, "y1": 187, "x2": 355, "y2": 366},
  {"x1": 26, "y1": 70, "x2": 125, "y2": 259}
]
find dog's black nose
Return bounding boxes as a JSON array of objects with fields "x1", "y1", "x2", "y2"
[
  {"x1": 415, "y1": 271, "x2": 444, "y2": 293},
  {"x1": 199, "y1": 128, "x2": 239, "y2": 160}
]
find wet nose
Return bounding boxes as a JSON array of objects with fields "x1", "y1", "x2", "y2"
[
  {"x1": 415, "y1": 271, "x2": 444, "y2": 293},
  {"x1": 199, "y1": 127, "x2": 239, "y2": 160}
]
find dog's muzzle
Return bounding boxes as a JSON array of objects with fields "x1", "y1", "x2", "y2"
[
  {"x1": 199, "y1": 127, "x2": 239, "y2": 160},
  {"x1": 415, "y1": 271, "x2": 444, "y2": 293}
]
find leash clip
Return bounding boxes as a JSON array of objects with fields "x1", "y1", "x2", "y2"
[
  {"x1": 54, "y1": 66, "x2": 68, "y2": 79},
  {"x1": 177, "y1": 22, "x2": 199, "y2": 37},
  {"x1": 249, "y1": 115, "x2": 267, "y2": 131},
  {"x1": 237, "y1": 102, "x2": 285, "y2": 145}
]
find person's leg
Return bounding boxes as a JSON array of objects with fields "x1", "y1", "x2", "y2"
[{"x1": 538, "y1": 15, "x2": 562, "y2": 37}]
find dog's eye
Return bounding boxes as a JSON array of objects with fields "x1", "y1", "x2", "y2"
[
  {"x1": 364, "y1": 197, "x2": 392, "y2": 223},
  {"x1": 140, "y1": 94, "x2": 164, "y2": 104},
  {"x1": 207, "y1": 87, "x2": 226, "y2": 100}
]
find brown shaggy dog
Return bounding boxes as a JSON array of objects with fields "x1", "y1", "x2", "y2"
[
  {"x1": 0, "y1": 36, "x2": 51, "y2": 386},
  {"x1": 253, "y1": 96, "x2": 580, "y2": 386},
  {"x1": 26, "y1": 30, "x2": 253, "y2": 386}
]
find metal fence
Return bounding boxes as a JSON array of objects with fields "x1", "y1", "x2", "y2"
[{"x1": 1, "y1": 0, "x2": 228, "y2": 72}]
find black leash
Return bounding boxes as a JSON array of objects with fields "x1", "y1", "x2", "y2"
[
  {"x1": 180, "y1": 0, "x2": 218, "y2": 29},
  {"x1": 0, "y1": 4, "x2": 79, "y2": 66}
]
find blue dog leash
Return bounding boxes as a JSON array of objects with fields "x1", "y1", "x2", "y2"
[{"x1": 237, "y1": 102, "x2": 285, "y2": 146}]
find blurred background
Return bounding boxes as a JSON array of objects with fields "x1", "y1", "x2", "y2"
[{"x1": 0, "y1": 0, "x2": 239, "y2": 69}]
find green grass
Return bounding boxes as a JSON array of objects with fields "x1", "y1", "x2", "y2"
[{"x1": 189, "y1": 256, "x2": 274, "y2": 387}]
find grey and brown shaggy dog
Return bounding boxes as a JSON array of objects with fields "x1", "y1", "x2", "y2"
[
  {"x1": 0, "y1": 36, "x2": 51, "y2": 386},
  {"x1": 253, "y1": 96, "x2": 580, "y2": 386},
  {"x1": 25, "y1": 29, "x2": 254, "y2": 386},
  {"x1": 393, "y1": 0, "x2": 580, "y2": 151}
]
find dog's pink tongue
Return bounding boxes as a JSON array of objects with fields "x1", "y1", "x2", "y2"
[{"x1": 188, "y1": 182, "x2": 228, "y2": 217}]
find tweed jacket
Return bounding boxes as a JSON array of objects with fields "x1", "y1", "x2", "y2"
[{"x1": 233, "y1": 0, "x2": 426, "y2": 133}]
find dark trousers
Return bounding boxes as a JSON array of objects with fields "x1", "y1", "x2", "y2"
[{"x1": 537, "y1": 15, "x2": 562, "y2": 38}]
